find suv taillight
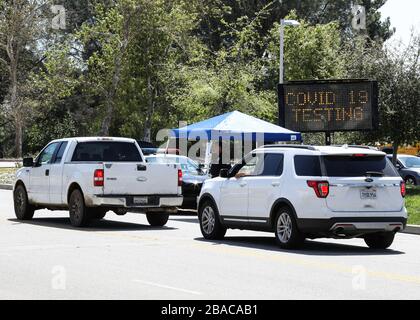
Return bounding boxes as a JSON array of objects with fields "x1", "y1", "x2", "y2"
[
  {"x1": 307, "y1": 181, "x2": 329, "y2": 198},
  {"x1": 400, "y1": 181, "x2": 406, "y2": 198},
  {"x1": 94, "y1": 169, "x2": 104, "y2": 187},
  {"x1": 178, "y1": 169, "x2": 183, "y2": 187}
]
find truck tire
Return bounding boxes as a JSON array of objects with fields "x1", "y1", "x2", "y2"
[
  {"x1": 198, "y1": 200, "x2": 226, "y2": 240},
  {"x1": 364, "y1": 232, "x2": 395, "y2": 249},
  {"x1": 14, "y1": 184, "x2": 35, "y2": 220},
  {"x1": 69, "y1": 189, "x2": 91, "y2": 227},
  {"x1": 274, "y1": 207, "x2": 305, "y2": 249},
  {"x1": 146, "y1": 213, "x2": 169, "y2": 227},
  {"x1": 113, "y1": 208, "x2": 128, "y2": 216},
  {"x1": 89, "y1": 208, "x2": 107, "y2": 220}
]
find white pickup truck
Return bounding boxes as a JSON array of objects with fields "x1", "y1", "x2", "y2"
[{"x1": 13, "y1": 137, "x2": 183, "y2": 227}]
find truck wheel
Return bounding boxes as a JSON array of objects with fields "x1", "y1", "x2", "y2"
[
  {"x1": 89, "y1": 208, "x2": 107, "y2": 220},
  {"x1": 198, "y1": 201, "x2": 226, "y2": 240},
  {"x1": 364, "y1": 232, "x2": 395, "y2": 249},
  {"x1": 146, "y1": 213, "x2": 169, "y2": 227},
  {"x1": 14, "y1": 184, "x2": 35, "y2": 220},
  {"x1": 69, "y1": 189, "x2": 91, "y2": 227},
  {"x1": 274, "y1": 207, "x2": 305, "y2": 249}
]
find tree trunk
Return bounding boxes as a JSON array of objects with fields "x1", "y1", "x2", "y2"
[
  {"x1": 392, "y1": 141, "x2": 399, "y2": 166},
  {"x1": 143, "y1": 75, "x2": 154, "y2": 142},
  {"x1": 10, "y1": 59, "x2": 22, "y2": 158},
  {"x1": 14, "y1": 116, "x2": 23, "y2": 158}
]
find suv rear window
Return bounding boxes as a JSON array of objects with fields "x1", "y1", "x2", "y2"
[
  {"x1": 294, "y1": 155, "x2": 322, "y2": 176},
  {"x1": 322, "y1": 155, "x2": 398, "y2": 177},
  {"x1": 72, "y1": 142, "x2": 142, "y2": 162}
]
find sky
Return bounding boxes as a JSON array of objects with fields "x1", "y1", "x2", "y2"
[{"x1": 379, "y1": 0, "x2": 420, "y2": 45}]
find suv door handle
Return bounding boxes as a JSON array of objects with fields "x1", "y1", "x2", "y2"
[
  {"x1": 137, "y1": 164, "x2": 147, "y2": 171},
  {"x1": 239, "y1": 181, "x2": 247, "y2": 187},
  {"x1": 45, "y1": 169, "x2": 49, "y2": 176},
  {"x1": 272, "y1": 181, "x2": 280, "y2": 187}
]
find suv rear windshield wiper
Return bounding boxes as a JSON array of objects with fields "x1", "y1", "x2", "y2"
[{"x1": 365, "y1": 171, "x2": 384, "y2": 177}]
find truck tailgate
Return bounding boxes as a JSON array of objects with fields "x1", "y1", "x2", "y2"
[{"x1": 103, "y1": 162, "x2": 180, "y2": 195}]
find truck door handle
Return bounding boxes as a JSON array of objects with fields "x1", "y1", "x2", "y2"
[
  {"x1": 239, "y1": 182, "x2": 247, "y2": 187},
  {"x1": 45, "y1": 169, "x2": 49, "y2": 176},
  {"x1": 137, "y1": 164, "x2": 147, "y2": 171},
  {"x1": 272, "y1": 182, "x2": 280, "y2": 187}
]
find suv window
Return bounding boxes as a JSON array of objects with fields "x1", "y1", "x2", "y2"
[
  {"x1": 72, "y1": 142, "x2": 142, "y2": 162},
  {"x1": 294, "y1": 155, "x2": 322, "y2": 176},
  {"x1": 322, "y1": 155, "x2": 398, "y2": 177},
  {"x1": 236, "y1": 153, "x2": 284, "y2": 177}
]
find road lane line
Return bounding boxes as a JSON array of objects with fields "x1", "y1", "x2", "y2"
[{"x1": 132, "y1": 279, "x2": 201, "y2": 295}]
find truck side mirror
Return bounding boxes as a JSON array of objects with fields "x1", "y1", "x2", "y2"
[{"x1": 23, "y1": 157, "x2": 34, "y2": 167}]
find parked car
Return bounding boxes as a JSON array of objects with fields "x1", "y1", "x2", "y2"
[
  {"x1": 198, "y1": 145, "x2": 407, "y2": 249},
  {"x1": 14, "y1": 137, "x2": 183, "y2": 227},
  {"x1": 146, "y1": 154, "x2": 209, "y2": 209},
  {"x1": 387, "y1": 154, "x2": 420, "y2": 186}
]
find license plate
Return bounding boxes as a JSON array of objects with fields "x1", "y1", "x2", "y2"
[
  {"x1": 360, "y1": 190, "x2": 377, "y2": 200},
  {"x1": 133, "y1": 197, "x2": 148, "y2": 205}
]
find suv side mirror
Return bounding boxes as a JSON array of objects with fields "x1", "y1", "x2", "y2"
[
  {"x1": 219, "y1": 169, "x2": 229, "y2": 178},
  {"x1": 395, "y1": 163, "x2": 402, "y2": 170},
  {"x1": 23, "y1": 157, "x2": 34, "y2": 167}
]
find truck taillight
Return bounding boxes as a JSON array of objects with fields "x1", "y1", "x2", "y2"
[
  {"x1": 400, "y1": 181, "x2": 406, "y2": 197},
  {"x1": 94, "y1": 169, "x2": 104, "y2": 187},
  {"x1": 307, "y1": 181, "x2": 329, "y2": 198},
  {"x1": 178, "y1": 169, "x2": 183, "y2": 187}
]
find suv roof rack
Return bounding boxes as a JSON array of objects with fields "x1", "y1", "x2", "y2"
[{"x1": 261, "y1": 144, "x2": 317, "y2": 151}]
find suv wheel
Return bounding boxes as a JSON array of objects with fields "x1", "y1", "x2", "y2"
[
  {"x1": 274, "y1": 207, "x2": 304, "y2": 249},
  {"x1": 199, "y1": 201, "x2": 226, "y2": 240},
  {"x1": 364, "y1": 232, "x2": 395, "y2": 249},
  {"x1": 14, "y1": 184, "x2": 35, "y2": 220},
  {"x1": 69, "y1": 189, "x2": 91, "y2": 227},
  {"x1": 146, "y1": 213, "x2": 169, "y2": 227}
]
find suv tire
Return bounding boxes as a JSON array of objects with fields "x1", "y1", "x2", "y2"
[
  {"x1": 69, "y1": 189, "x2": 91, "y2": 227},
  {"x1": 146, "y1": 213, "x2": 169, "y2": 227},
  {"x1": 199, "y1": 200, "x2": 226, "y2": 240},
  {"x1": 364, "y1": 232, "x2": 395, "y2": 249},
  {"x1": 274, "y1": 207, "x2": 305, "y2": 249},
  {"x1": 89, "y1": 208, "x2": 107, "y2": 220},
  {"x1": 14, "y1": 184, "x2": 35, "y2": 220}
]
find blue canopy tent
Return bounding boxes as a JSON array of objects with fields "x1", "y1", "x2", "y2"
[
  {"x1": 170, "y1": 110, "x2": 301, "y2": 142},
  {"x1": 169, "y1": 111, "x2": 301, "y2": 166}
]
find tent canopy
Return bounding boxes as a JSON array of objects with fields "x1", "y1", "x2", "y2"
[{"x1": 170, "y1": 110, "x2": 301, "y2": 142}]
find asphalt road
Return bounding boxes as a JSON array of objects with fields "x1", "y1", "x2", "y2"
[{"x1": 0, "y1": 190, "x2": 420, "y2": 299}]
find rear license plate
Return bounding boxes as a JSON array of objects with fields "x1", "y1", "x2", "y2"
[
  {"x1": 133, "y1": 197, "x2": 148, "y2": 205},
  {"x1": 360, "y1": 190, "x2": 377, "y2": 200}
]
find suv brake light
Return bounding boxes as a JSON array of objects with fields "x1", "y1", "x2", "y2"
[
  {"x1": 178, "y1": 169, "x2": 183, "y2": 187},
  {"x1": 94, "y1": 169, "x2": 104, "y2": 187},
  {"x1": 307, "y1": 180, "x2": 329, "y2": 198},
  {"x1": 400, "y1": 181, "x2": 406, "y2": 197}
]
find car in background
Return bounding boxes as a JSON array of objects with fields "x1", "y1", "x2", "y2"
[
  {"x1": 387, "y1": 154, "x2": 420, "y2": 186},
  {"x1": 146, "y1": 154, "x2": 209, "y2": 209}
]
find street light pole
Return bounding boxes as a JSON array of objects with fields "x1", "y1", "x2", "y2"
[
  {"x1": 279, "y1": 20, "x2": 284, "y2": 84},
  {"x1": 278, "y1": 19, "x2": 300, "y2": 84}
]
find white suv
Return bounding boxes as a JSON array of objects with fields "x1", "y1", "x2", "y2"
[{"x1": 197, "y1": 145, "x2": 407, "y2": 249}]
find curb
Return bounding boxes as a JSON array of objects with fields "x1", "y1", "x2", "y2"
[
  {"x1": 0, "y1": 184, "x2": 12, "y2": 190},
  {"x1": 402, "y1": 225, "x2": 420, "y2": 235}
]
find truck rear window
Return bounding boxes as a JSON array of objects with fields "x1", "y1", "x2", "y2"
[
  {"x1": 72, "y1": 142, "x2": 142, "y2": 162},
  {"x1": 322, "y1": 155, "x2": 398, "y2": 177}
]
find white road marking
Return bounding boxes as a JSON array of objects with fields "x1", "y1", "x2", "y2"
[{"x1": 132, "y1": 279, "x2": 202, "y2": 295}]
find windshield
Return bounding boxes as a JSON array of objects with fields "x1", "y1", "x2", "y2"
[
  {"x1": 147, "y1": 156, "x2": 204, "y2": 175},
  {"x1": 399, "y1": 156, "x2": 420, "y2": 168}
]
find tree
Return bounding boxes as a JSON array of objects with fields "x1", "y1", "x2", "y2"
[
  {"x1": 344, "y1": 35, "x2": 420, "y2": 163},
  {"x1": 0, "y1": 0, "x2": 49, "y2": 157}
]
